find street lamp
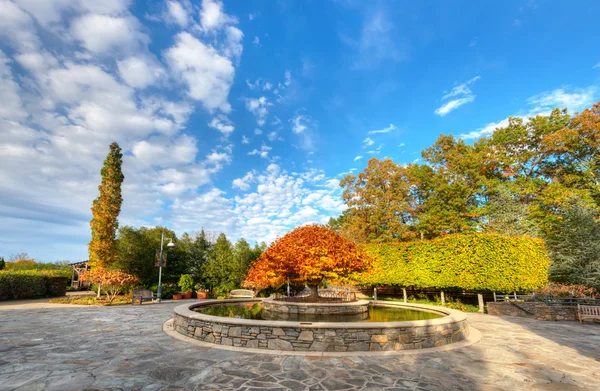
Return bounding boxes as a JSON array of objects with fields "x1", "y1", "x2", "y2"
[{"x1": 157, "y1": 230, "x2": 175, "y2": 303}]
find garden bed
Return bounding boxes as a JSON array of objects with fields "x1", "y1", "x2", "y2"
[{"x1": 48, "y1": 295, "x2": 133, "y2": 306}]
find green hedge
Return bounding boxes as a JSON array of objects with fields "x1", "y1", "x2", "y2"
[
  {"x1": 0, "y1": 270, "x2": 70, "y2": 300},
  {"x1": 357, "y1": 234, "x2": 549, "y2": 292}
]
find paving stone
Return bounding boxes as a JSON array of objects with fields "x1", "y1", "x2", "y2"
[{"x1": 0, "y1": 301, "x2": 599, "y2": 391}]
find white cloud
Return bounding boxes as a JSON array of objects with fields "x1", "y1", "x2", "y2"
[
  {"x1": 267, "y1": 131, "x2": 280, "y2": 141},
  {"x1": 594, "y1": 62, "x2": 600, "y2": 69},
  {"x1": 435, "y1": 96, "x2": 475, "y2": 116},
  {"x1": 248, "y1": 13, "x2": 256, "y2": 21},
  {"x1": 435, "y1": 76, "x2": 479, "y2": 116},
  {"x1": 241, "y1": 135, "x2": 250, "y2": 144},
  {"x1": 368, "y1": 123, "x2": 396, "y2": 134},
  {"x1": 248, "y1": 145, "x2": 272, "y2": 159},
  {"x1": 165, "y1": 0, "x2": 189, "y2": 27},
  {"x1": 284, "y1": 70, "x2": 291, "y2": 86},
  {"x1": 354, "y1": 155, "x2": 363, "y2": 161},
  {"x1": 245, "y1": 96, "x2": 271, "y2": 126},
  {"x1": 263, "y1": 82, "x2": 273, "y2": 91},
  {"x1": 291, "y1": 115, "x2": 308, "y2": 133},
  {"x1": 208, "y1": 115, "x2": 235, "y2": 135},
  {"x1": 199, "y1": 0, "x2": 236, "y2": 32},
  {"x1": 363, "y1": 137, "x2": 374, "y2": 147},
  {"x1": 132, "y1": 135, "x2": 198, "y2": 167},
  {"x1": 70, "y1": 13, "x2": 148, "y2": 54},
  {"x1": 461, "y1": 85, "x2": 598, "y2": 139},
  {"x1": 164, "y1": 32, "x2": 235, "y2": 112},
  {"x1": 117, "y1": 56, "x2": 164, "y2": 88},
  {"x1": 252, "y1": 36, "x2": 260, "y2": 46},
  {"x1": 232, "y1": 171, "x2": 256, "y2": 191},
  {"x1": 254, "y1": 128, "x2": 263, "y2": 135}
]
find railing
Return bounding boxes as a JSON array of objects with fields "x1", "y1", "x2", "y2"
[
  {"x1": 493, "y1": 292, "x2": 600, "y2": 306},
  {"x1": 273, "y1": 289, "x2": 357, "y2": 302}
]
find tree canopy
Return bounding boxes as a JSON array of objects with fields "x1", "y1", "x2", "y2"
[
  {"x1": 243, "y1": 225, "x2": 370, "y2": 296},
  {"x1": 335, "y1": 101, "x2": 600, "y2": 289}
]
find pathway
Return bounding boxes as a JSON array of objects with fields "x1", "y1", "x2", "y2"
[{"x1": 0, "y1": 300, "x2": 598, "y2": 390}]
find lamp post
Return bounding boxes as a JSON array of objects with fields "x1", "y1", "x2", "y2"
[{"x1": 157, "y1": 230, "x2": 175, "y2": 303}]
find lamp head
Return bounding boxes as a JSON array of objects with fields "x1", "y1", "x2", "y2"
[{"x1": 167, "y1": 239, "x2": 175, "y2": 248}]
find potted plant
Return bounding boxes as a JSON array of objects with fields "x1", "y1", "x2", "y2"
[
  {"x1": 172, "y1": 293, "x2": 183, "y2": 300},
  {"x1": 195, "y1": 283, "x2": 208, "y2": 299},
  {"x1": 179, "y1": 274, "x2": 194, "y2": 299}
]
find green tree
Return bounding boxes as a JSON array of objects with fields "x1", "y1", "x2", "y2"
[
  {"x1": 547, "y1": 198, "x2": 600, "y2": 290},
  {"x1": 232, "y1": 238, "x2": 261, "y2": 287},
  {"x1": 484, "y1": 186, "x2": 540, "y2": 237},
  {"x1": 88, "y1": 142, "x2": 124, "y2": 270},
  {"x1": 204, "y1": 233, "x2": 235, "y2": 296},
  {"x1": 178, "y1": 229, "x2": 212, "y2": 286},
  {"x1": 115, "y1": 226, "x2": 181, "y2": 286},
  {"x1": 340, "y1": 158, "x2": 416, "y2": 243},
  {"x1": 0, "y1": 257, "x2": 5, "y2": 270}
]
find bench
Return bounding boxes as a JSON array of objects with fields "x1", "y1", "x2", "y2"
[
  {"x1": 578, "y1": 304, "x2": 600, "y2": 323},
  {"x1": 228, "y1": 289, "x2": 255, "y2": 299},
  {"x1": 132, "y1": 289, "x2": 156, "y2": 305}
]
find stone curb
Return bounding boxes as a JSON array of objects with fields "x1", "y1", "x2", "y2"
[
  {"x1": 174, "y1": 299, "x2": 467, "y2": 329},
  {"x1": 163, "y1": 318, "x2": 483, "y2": 357}
]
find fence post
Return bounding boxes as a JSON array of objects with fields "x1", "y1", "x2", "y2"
[
  {"x1": 440, "y1": 290, "x2": 445, "y2": 305},
  {"x1": 513, "y1": 292, "x2": 517, "y2": 300},
  {"x1": 403, "y1": 288, "x2": 407, "y2": 303},
  {"x1": 493, "y1": 292, "x2": 497, "y2": 302},
  {"x1": 478, "y1": 293, "x2": 484, "y2": 313},
  {"x1": 374, "y1": 287, "x2": 377, "y2": 301}
]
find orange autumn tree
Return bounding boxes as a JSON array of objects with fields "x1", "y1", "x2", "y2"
[
  {"x1": 81, "y1": 269, "x2": 138, "y2": 304},
  {"x1": 242, "y1": 225, "x2": 371, "y2": 297}
]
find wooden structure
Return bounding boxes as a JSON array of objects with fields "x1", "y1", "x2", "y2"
[
  {"x1": 132, "y1": 289, "x2": 156, "y2": 305},
  {"x1": 228, "y1": 289, "x2": 255, "y2": 299},
  {"x1": 578, "y1": 304, "x2": 600, "y2": 323},
  {"x1": 70, "y1": 261, "x2": 91, "y2": 290}
]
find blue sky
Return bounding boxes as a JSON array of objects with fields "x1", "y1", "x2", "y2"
[{"x1": 1, "y1": 0, "x2": 599, "y2": 261}]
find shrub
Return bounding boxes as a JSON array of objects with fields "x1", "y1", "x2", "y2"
[
  {"x1": 357, "y1": 233, "x2": 549, "y2": 292},
  {"x1": 178, "y1": 274, "x2": 194, "y2": 293},
  {"x1": 81, "y1": 269, "x2": 138, "y2": 303},
  {"x1": 0, "y1": 270, "x2": 70, "y2": 300},
  {"x1": 535, "y1": 283, "x2": 598, "y2": 298}
]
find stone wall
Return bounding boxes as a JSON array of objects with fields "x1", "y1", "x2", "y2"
[
  {"x1": 173, "y1": 300, "x2": 469, "y2": 352},
  {"x1": 487, "y1": 302, "x2": 578, "y2": 321},
  {"x1": 262, "y1": 298, "x2": 369, "y2": 315}
]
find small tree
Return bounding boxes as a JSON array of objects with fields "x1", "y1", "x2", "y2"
[
  {"x1": 81, "y1": 269, "x2": 138, "y2": 304},
  {"x1": 178, "y1": 274, "x2": 194, "y2": 293},
  {"x1": 0, "y1": 257, "x2": 5, "y2": 270},
  {"x1": 243, "y1": 225, "x2": 370, "y2": 297}
]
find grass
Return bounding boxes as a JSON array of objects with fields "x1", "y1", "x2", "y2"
[
  {"x1": 374, "y1": 296, "x2": 480, "y2": 312},
  {"x1": 48, "y1": 295, "x2": 132, "y2": 306}
]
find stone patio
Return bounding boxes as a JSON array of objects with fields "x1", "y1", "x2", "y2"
[{"x1": 0, "y1": 300, "x2": 598, "y2": 390}]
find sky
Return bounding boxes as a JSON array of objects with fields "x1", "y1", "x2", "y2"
[{"x1": 1, "y1": 0, "x2": 600, "y2": 262}]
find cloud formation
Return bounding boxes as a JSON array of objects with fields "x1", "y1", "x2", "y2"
[{"x1": 435, "y1": 76, "x2": 480, "y2": 116}]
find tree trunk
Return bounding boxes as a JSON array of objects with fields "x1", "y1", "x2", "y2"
[
  {"x1": 97, "y1": 284, "x2": 101, "y2": 299},
  {"x1": 308, "y1": 283, "x2": 319, "y2": 297}
]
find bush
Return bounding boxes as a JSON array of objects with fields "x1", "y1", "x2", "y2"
[
  {"x1": 535, "y1": 283, "x2": 598, "y2": 298},
  {"x1": 150, "y1": 282, "x2": 178, "y2": 299},
  {"x1": 357, "y1": 234, "x2": 549, "y2": 292},
  {"x1": 178, "y1": 274, "x2": 194, "y2": 293},
  {"x1": 0, "y1": 270, "x2": 70, "y2": 300}
]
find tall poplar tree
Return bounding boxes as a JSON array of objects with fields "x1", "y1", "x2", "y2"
[{"x1": 88, "y1": 142, "x2": 124, "y2": 270}]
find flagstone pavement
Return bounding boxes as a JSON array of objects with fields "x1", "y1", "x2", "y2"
[{"x1": 0, "y1": 300, "x2": 598, "y2": 391}]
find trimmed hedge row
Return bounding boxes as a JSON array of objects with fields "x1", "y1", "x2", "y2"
[
  {"x1": 0, "y1": 270, "x2": 70, "y2": 300},
  {"x1": 357, "y1": 234, "x2": 550, "y2": 292}
]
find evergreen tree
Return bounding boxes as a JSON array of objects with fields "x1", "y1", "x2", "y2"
[
  {"x1": 0, "y1": 257, "x2": 5, "y2": 270},
  {"x1": 204, "y1": 233, "x2": 235, "y2": 296},
  {"x1": 179, "y1": 229, "x2": 212, "y2": 286},
  {"x1": 547, "y1": 199, "x2": 600, "y2": 290},
  {"x1": 88, "y1": 142, "x2": 124, "y2": 270}
]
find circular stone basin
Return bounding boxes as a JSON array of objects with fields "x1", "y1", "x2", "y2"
[
  {"x1": 263, "y1": 298, "x2": 371, "y2": 316},
  {"x1": 173, "y1": 299, "x2": 469, "y2": 352}
]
